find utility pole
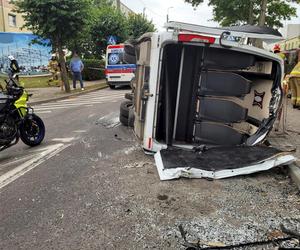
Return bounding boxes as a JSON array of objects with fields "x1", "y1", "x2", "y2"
[{"x1": 167, "y1": 7, "x2": 173, "y2": 23}]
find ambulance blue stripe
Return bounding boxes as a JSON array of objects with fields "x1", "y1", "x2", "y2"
[{"x1": 107, "y1": 64, "x2": 136, "y2": 69}]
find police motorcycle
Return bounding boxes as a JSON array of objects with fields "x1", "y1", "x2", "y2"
[{"x1": 0, "y1": 72, "x2": 45, "y2": 151}]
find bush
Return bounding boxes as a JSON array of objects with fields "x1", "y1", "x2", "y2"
[{"x1": 81, "y1": 59, "x2": 105, "y2": 81}]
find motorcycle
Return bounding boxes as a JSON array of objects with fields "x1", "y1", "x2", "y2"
[{"x1": 0, "y1": 75, "x2": 45, "y2": 151}]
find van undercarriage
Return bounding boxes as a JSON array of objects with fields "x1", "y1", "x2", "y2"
[
  {"x1": 152, "y1": 43, "x2": 294, "y2": 179},
  {"x1": 155, "y1": 43, "x2": 281, "y2": 147},
  {"x1": 122, "y1": 23, "x2": 296, "y2": 180}
]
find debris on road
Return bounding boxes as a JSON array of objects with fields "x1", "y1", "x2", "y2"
[{"x1": 96, "y1": 112, "x2": 120, "y2": 128}]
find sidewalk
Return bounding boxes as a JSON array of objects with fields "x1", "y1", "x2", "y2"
[{"x1": 28, "y1": 79, "x2": 107, "y2": 105}]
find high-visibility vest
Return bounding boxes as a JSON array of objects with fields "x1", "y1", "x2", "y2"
[
  {"x1": 278, "y1": 53, "x2": 286, "y2": 60},
  {"x1": 290, "y1": 62, "x2": 300, "y2": 76}
]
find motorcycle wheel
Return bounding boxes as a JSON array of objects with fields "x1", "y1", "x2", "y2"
[{"x1": 20, "y1": 114, "x2": 45, "y2": 146}]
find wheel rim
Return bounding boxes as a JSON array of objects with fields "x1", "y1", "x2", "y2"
[{"x1": 23, "y1": 119, "x2": 42, "y2": 142}]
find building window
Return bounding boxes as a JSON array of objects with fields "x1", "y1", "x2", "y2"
[{"x1": 8, "y1": 14, "x2": 16, "y2": 27}]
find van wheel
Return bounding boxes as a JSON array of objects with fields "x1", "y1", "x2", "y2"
[
  {"x1": 125, "y1": 93, "x2": 133, "y2": 101},
  {"x1": 119, "y1": 114, "x2": 129, "y2": 126},
  {"x1": 109, "y1": 84, "x2": 115, "y2": 89},
  {"x1": 128, "y1": 109, "x2": 135, "y2": 127},
  {"x1": 120, "y1": 100, "x2": 133, "y2": 118}
]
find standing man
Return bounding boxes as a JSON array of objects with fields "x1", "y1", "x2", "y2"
[{"x1": 70, "y1": 52, "x2": 84, "y2": 90}]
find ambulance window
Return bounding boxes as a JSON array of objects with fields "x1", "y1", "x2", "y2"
[{"x1": 108, "y1": 52, "x2": 124, "y2": 65}]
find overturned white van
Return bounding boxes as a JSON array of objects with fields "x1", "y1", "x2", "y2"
[{"x1": 120, "y1": 22, "x2": 296, "y2": 180}]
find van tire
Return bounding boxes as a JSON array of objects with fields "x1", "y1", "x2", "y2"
[
  {"x1": 119, "y1": 113, "x2": 129, "y2": 126},
  {"x1": 120, "y1": 100, "x2": 133, "y2": 118},
  {"x1": 128, "y1": 109, "x2": 135, "y2": 127},
  {"x1": 109, "y1": 84, "x2": 115, "y2": 89},
  {"x1": 125, "y1": 93, "x2": 133, "y2": 101}
]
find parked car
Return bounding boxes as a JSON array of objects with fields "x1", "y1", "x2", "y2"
[{"x1": 120, "y1": 22, "x2": 295, "y2": 180}]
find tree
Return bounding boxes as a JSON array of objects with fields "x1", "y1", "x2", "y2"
[
  {"x1": 185, "y1": 0, "x2": 300, "y2": 28},
  {"x1": 12, "y1": 0, "x2": 92, "y2": 92},
  {"x1": 127, "y1": 14, "x2": 155, "y2": 40},
  {"x1": 90, "y1": 4, "x2": 129, "y2": 57}
]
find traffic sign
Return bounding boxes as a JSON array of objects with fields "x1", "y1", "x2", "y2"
[{"x1": 107, "y1": 35, "x2": 117, "y2": 45}]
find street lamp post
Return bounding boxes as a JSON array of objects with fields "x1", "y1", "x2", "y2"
[{"x1": 166, "y1": 6, "x2": 174, "y2": 23}]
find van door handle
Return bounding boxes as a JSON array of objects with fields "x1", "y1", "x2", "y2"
[
  {"x1": 142, "y1": 91, "x2": 153, "y2": 101},
  {"x1": 144, "y1": 92, "x2": 153, "y2": 97}
]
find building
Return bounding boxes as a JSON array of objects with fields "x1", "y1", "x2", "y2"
[
  {"x1": 0, "y1": 0, "x2": 28, "y2": 32},
  {"x1": 112, "y1": 0, "x2": 135, "y2": 16},
  {"x1": 280, "y1": 24, "x2": 300, "y2": 40},
  {"x1": 279, "y1": 36, "x2": 300, "y2": 52},
  {"x1": 0, "y1": 32, "x2": 51, "y2": 75},
  {"x1": 268, "y1": 24, "x2": 300, "y2": 64}
]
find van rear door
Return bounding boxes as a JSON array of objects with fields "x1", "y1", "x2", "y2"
[{"x1": 154, "y1": 145, "x2": 295, "y2": 180}]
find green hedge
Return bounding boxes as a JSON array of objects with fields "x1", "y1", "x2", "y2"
[
  {"x1": 68, "y1": 59, "x2": 105, "y2": 81},
  {"x1": 81, "y1": 59, "x2": 105, "y2": 81}
]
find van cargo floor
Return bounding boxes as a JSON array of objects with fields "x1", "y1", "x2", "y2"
[{"x1": 154, "y1": 146, "x2": 295, "y2": 180}]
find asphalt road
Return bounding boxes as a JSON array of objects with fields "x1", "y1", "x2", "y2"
[
  {"x1": 0, "y1": 88, "x2": 300, "y2": 250},
  {"x1": 0, "y1": 87, "x2": 134, "y2": 248}
]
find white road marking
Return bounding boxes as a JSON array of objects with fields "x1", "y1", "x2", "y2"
[
  {"x1": 56, "y1": 93, "x2": 125, "y2": 103},
  {"x1": 35, "y1": 102, "x2": 104, "y2": 111},
  {"x1": 52, "y1": 137, "x2": 76, "y2": 143},
  {"x1": 36, "y1": 110, "x2": 52, "y2": 114},
  {"x1": 73, "y1": 130, "x2": 87, "y2": 133},
  {"x1": 34, "y1": 90, "x2": 127, "y2": 113},
  {"x1": 0, "y1": 143, "x2": 70, "y2": 189},
  {"x1": 47, "y1": 96, "x2": 123, "y2": 105},
  {"x1": 0, "y1": 155, "x2": 34, "y2": 168},
  {"x1": 35, "y1": 98, "x2": 123, "y2": 110},
  {"x1": 39, "y1": 96, "x2": 123, "y2": 107}
]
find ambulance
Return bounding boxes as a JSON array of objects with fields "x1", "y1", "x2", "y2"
[{"x1": 105, "y1": 44, "x2": 136, "y2": 89}]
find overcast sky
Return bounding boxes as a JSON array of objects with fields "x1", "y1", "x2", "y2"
[{"x1": 121, "y1": 0, "x2": 300, "y2": 30}]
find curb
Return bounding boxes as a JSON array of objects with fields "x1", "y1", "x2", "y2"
[
  {"x1": 289, "y1": 163, "x2": 300, "y2": 190},
  {"x1": 29, "y1": 84, "x2": 108, "y2": 105}
]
